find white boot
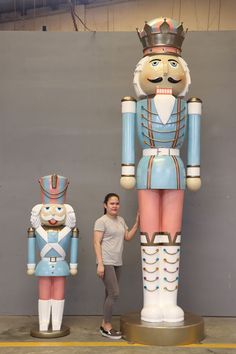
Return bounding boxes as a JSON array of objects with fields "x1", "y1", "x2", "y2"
[
  {"x1": 158, "y1": 237, "x2": 184, "y2": 322},
  {"x1": 38, "y1": 299, "x2": 51, "y2": 331},
  {"x1": 140, "y1": 233, "x2": 163, "y2": 322},
  {"x1": 51, "y1": 299, "x2": 65, "y2": 331}
]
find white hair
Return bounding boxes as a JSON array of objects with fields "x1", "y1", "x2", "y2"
[
  {"x1": 64, "y1": 204, "x2": 76, "y2": 228},
  {"x1": 30, "y1": 204, "x2": 43, "y2": 228},
  {"x1": 133, "y1": 55, "x2": 191, "y2": 99}
]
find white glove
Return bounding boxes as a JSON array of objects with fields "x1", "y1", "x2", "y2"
[
  {"x1": 64, "y1": 204, "x2": 76, "y2": 228},
  {"x1": 120, "y1": 176, "x2": 136, "y2": 189},
  {"x1": 30, "y1": 204, "x2": 42, "y2": 228},
  {"x1": 187, "y1": 177, "x2": 201, "y2": 191},
  {"x1": 27, "y1": 268, "x2": 35, "y2": 275},
  {"x1": 70, "y1": 268, "x2": 78, "y2": 275}
]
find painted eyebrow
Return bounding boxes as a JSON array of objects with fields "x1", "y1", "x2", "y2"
[
  {"x1": 168, "y1": 59, "x2": 178, "y2": 63},
  {"x1": 149, "y1": 58, "x2": 161, "y2": 63}
]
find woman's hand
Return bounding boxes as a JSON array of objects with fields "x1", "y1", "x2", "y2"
[
  {"x1": 97, "y1": 264, "x2": 105, "y2": 278},
  {"x1": 135, "y1": 211, "x2": 140, "y2": 227}
]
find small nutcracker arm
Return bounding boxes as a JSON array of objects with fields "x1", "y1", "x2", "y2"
[
  {"x1": 120, "y1": 96, "x2": 136, "y2": 189},
  {"x1": 27, "y1": 227, "x2": 36, "y2": 275},
  {"x1": 70, "y1": 227, "x2": 79, "y2": 275},
  {"x1": 187, "y1": 97, "x2": 202, "y2": 191}
]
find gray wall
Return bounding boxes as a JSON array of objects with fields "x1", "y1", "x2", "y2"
[{"x1": 0, "y1": 31, "x2": 235, "y2": 316}]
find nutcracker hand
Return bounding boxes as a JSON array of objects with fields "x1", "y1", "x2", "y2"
[
  {"x1": 120, "y1": 176, "x2": 136, "y2": 189},
  {"x1": 187, "y1": 177, "x2": 201, "y2": 191},
  {"x1": 27, "y1": 268, "x2": 35, "y2": 275},
  {"x1": 70, "y1": 268, "x2": 77, "y2": 275}
]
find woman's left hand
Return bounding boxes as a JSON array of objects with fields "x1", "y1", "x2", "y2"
[
  {"x1": 135, "y1": 211, "x2": 140, "y2": 227},
  {"x1": 97, "y1": 264, "x2": 105, "y2": 278}
]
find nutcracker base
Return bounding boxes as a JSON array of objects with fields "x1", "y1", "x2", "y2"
[
  {"x1": 120, "y1": 312, "x2": 204, "y2": 346},
  {"x1": 30, "y1": 325, "x2": 70, "y2": 338}
]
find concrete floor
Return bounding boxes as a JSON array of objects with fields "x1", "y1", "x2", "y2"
[{"x1": 0, "y1": 316, "x2": 236, "y2": 354}]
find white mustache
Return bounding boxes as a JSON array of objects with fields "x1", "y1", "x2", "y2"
[{"x1": 41, "y1": 214, "x2": 65, "y2": 221}]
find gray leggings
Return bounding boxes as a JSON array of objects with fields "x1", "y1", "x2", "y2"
[{"x1": 102, "y1": 265, "x2": 121, "y2": 323}]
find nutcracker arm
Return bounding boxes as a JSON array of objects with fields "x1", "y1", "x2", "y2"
[
  {"x1": 27, "y1": 227, "x2": 36, "y2": 274},
  {"x1": 187, "y1": 98, "x2": 202, "y2": 191},
  {"x1": 70, "y1": 227, "x2": 79, "y2": 275},
  {"x1": 120, "y1": 96, "x2": 136, "y2": 189}
]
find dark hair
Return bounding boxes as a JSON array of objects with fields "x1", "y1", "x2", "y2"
[{"x1": 103, "y1": 193, "x2": 120, "y2": 214}]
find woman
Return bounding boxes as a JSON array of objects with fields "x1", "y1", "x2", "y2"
[{"x1": 93, "y1": 193, "x2": 139, "y2": 339}]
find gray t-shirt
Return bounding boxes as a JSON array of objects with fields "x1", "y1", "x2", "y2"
[{"x1": 94, "y1": 214, "x2": 128, "y2": 266}]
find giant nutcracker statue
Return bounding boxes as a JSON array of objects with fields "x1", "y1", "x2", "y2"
[
  {"x1": 120, "y1": 18, "x2": 202, "y2": 324},
  {"x1": 27, "y1": 174, "x2": 79, "y2": 337}
]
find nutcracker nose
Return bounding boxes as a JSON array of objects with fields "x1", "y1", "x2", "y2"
[{"x1": 163, "y1": 62, "x2": 169, "y2": 76}]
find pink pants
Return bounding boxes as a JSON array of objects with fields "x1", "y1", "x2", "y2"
[
  {"x1": 39, "y1": 277, "x2": 65, "y2": 300},
  {"x1": 138, "y1": 190, "x2": 184, "y2": 241}
]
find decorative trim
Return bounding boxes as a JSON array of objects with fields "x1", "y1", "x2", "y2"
[
  {"x1": 187, "y1": 97, "x2": 202, "y2": 103},
  {"x1": 122, "y1": 163, "x2": 135, "y2": 166},
  {"x1": 143, "y1": 148, "x2": 179, "y2": 157},
  {"x1": 142, "y1": 131, "x2": 185, "y2": 143},
  {"x1": 144, "y1": 285, "x2": 159, "y2": 292},
  {"x1": 140, "y1": 232, "x2": 181, "y2": 246},
  {"x1": 28, "y1": 227, "x2": 35, "y2": 238},
  {"x1": 143, "y1": 267, "x2": 159, "y2": 273},
  {"x1": 164, "y1": 258, "x2": 179, "y2": 265},
  {"x1": 172, "y1": 98, "x2": 181, "y2": 148},
  {"x1": 172, "y1": 155, "x2": 180, "y2": 189},
  {"x1": 164, "y1": 277, "x2": 179, "y2": 283},
  {"x1": 164, "y1": 267, "x2": 179, "y2": 274},
  {"x1": 141, "y1": 107, "x2": 186, "y2": 118},
  {"x1": 164, "y1": 248, "x2": 180, "y2": 255},
  {"x1": 164, "y1": 286, "x2": 178, "y2": 292},
  {"x1": 142, "y1": 257, "x2": 159, "y2": 265},
  {"x1": 142, "y1": 249, "x2": 159, "y2": 256},
  {"x1": 121, "y1": 174, "x2": 135, "y2": 177},
  {"x1": 141, "y1": 121, "x2": 185, "y2": 134},
  {"x1": 147, "y1": 156, "x2": 154, "y2": 189},
  {"x1": 121, "y1": 96, "x2": 137, "y2": 102},
  {"x1": 147, "y1": 97, "x2": 155, "y2": 147},
  {"x1": 72, "y1": 228, "x2": 79, "y2": 238},
  {"x1": 144, "y1": 276, "x2": 159, "y2": 282}
]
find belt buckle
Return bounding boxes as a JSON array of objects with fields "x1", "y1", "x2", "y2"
[{"x1": 50, "y1": 257, "x2": 56, "y2": 262}]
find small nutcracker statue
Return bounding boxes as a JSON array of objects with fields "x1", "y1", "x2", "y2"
[
  {"x1": 120, "y1": 17, "x2": 202, "y2": 323},
  {"x1": 27, "y1": 174, "x2": 78, "y2": 335}
]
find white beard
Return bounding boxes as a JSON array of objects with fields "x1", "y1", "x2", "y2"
[{"x1": 154, "y1": 94, "x2": 175, "y2": 125}]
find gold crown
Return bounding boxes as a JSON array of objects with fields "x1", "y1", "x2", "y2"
[{"x1": 137, "y1": 17, "x2": 187, "y2": 56}]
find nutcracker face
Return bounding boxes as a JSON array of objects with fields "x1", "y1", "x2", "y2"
[
  {"x1": 139, "y1": 54, "x2": 187, "y2": 96},
  {"x1": 40, "y1": 204, "x2": 66, "y2": 226}
]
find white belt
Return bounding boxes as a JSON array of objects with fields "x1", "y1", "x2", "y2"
[
  {"x1": 143, "y1": 148, "x2": 179, "y2": 157},
  {"x1": 42, "y1": 257, "x2": 64, "y2": 262}
]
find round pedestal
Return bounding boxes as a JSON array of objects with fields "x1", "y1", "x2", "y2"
[
  {"x1": 30, "y1": 325, "x2": 70, "y2": 338},
  {"x1": 120, "y1": 312, "x2": 204, "y2": 346}
]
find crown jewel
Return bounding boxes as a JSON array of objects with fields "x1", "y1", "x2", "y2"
[{"x1": 137, "y1": 17, "x2": 187, "y2": 57}]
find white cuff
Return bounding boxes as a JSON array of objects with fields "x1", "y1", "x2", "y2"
[
  {"x1": 187, "y1": 166, "x2": 200, "y2": 177},
  {"x1": 121, "y1": 166, "x2": 135, "y2": 176},
  {"x1": 70, "y1": 263, "x2": 78, "y2": 269},
  {"x1": 27, "y1": 264, "x2": 36, "y2": 269}
]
